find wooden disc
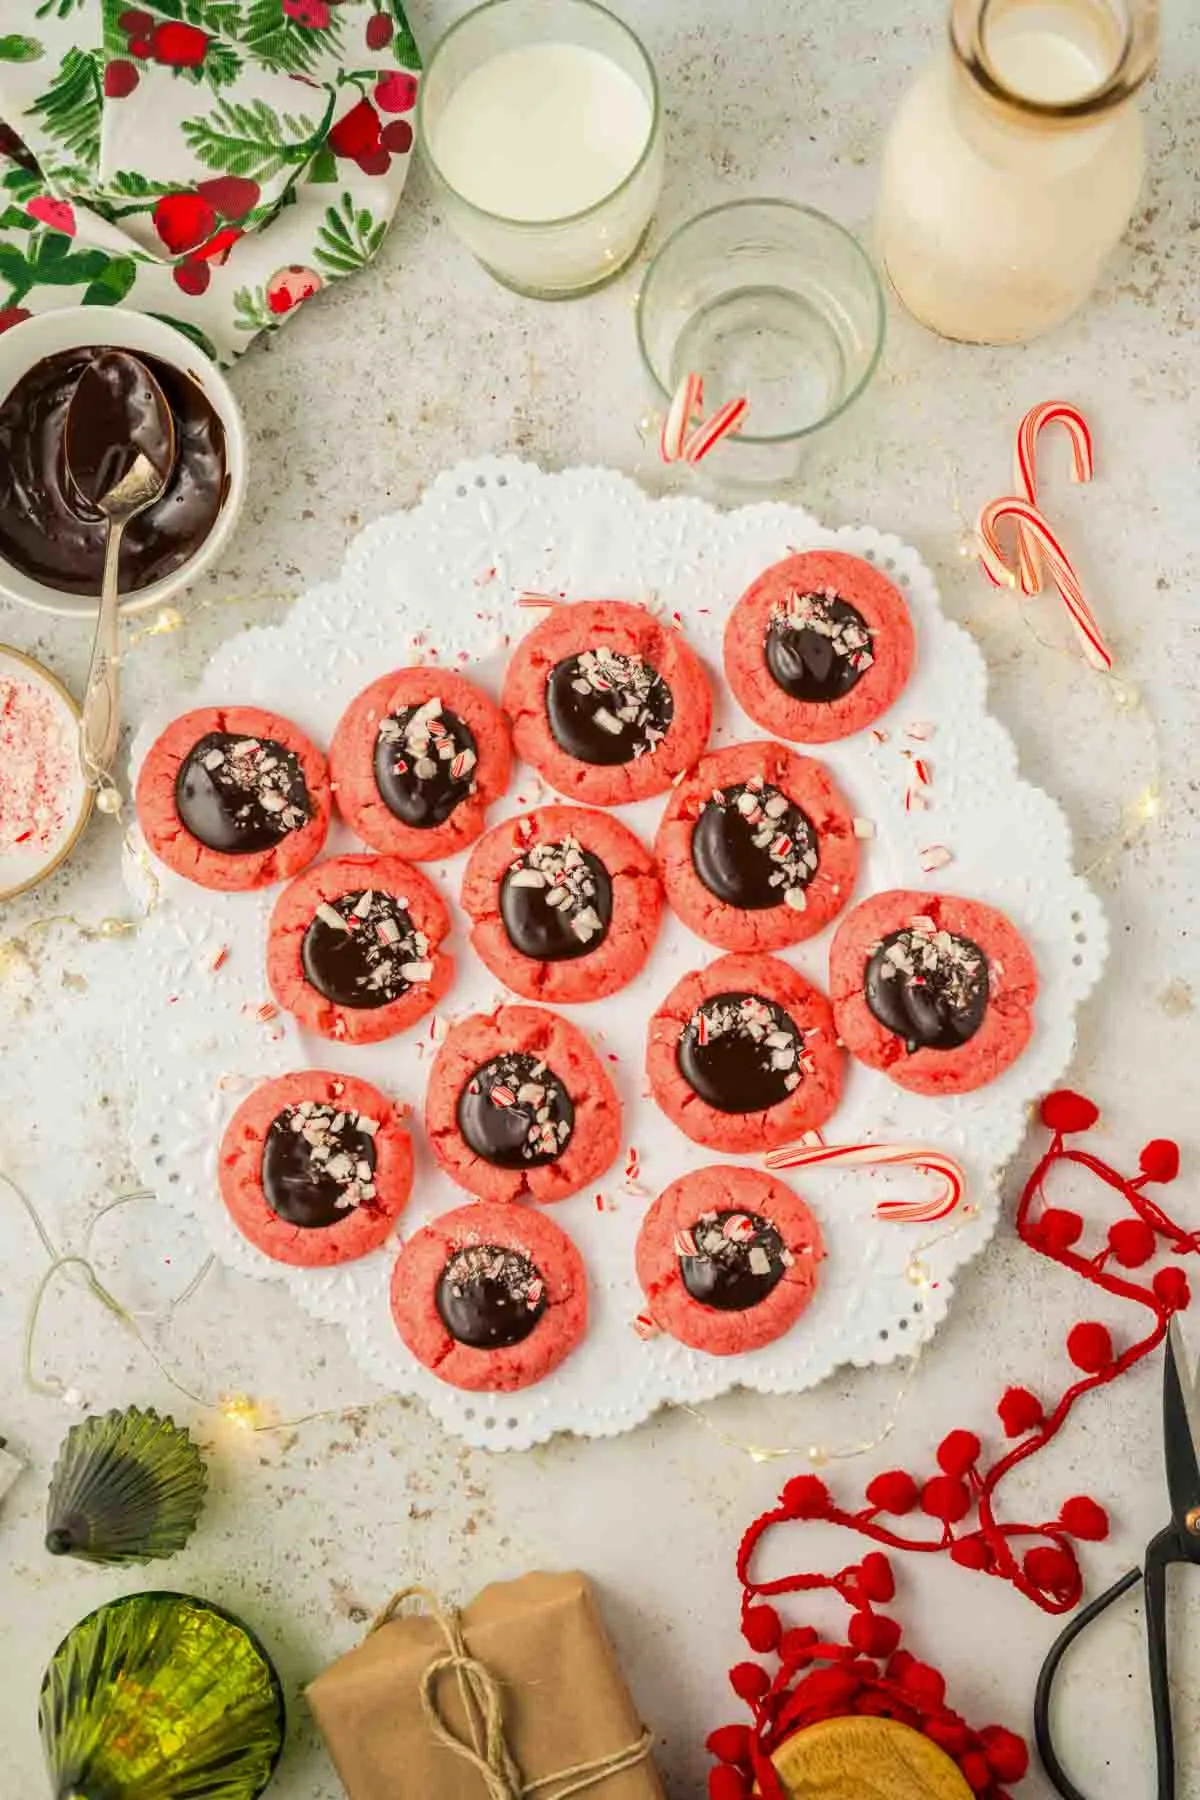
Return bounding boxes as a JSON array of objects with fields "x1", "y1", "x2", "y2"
[{"x1": 771, "y1": 1716, "x2": 975, "y2": 1799}]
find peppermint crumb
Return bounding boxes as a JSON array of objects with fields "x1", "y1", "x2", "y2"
[
  {"x1": 507, "y1": 836, "x2": 606, "y2": 944},
  {"x1": 770, "y1": 587, "x2": 875, "y2": 672},
  {"x1": 0, "y1": 673, "x2": 74, "y2": 856},
  {"x1": 566, "y1": 646, "x2": 673, "y2": 759},
  {"x1": 281, "y1": 1101, "x2": 379, "y2": 1208},
  {"x1": 377, "y1": 697, "x2": 477, "y2": 790}
]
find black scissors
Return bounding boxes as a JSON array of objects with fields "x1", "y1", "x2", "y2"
[{"x1": 1035, "y1": 1316, "x2": 1200, "y2": 1800}]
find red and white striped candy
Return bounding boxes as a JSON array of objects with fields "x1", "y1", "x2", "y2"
[
  {"x1": 763, "y1": 1140, "x2": 966, "y2": 1223},
  {"x1": 660, "y1": 371, "x2": 749, "y2": 466},
  {"x1": 1014, "y1": 401, "x2": 1094, "y2": 596},
  {"x1": 976, "y1": 495, "x2": 1113, "y2": 672},
  {"x1": 660, "y1": 371, "x2": 704, "y2": 462}
]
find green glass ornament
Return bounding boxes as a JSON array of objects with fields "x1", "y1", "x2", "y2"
[
  {"x1": 40, "y1": 1590, "x2": 286, "y2": 1800},
  {"x1": 45, "y1": 1406, "x2": 207, "y2": 1565}
]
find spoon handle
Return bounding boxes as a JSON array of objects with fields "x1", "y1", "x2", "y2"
[{"x1": 80, "y1": 519, "x2": 125, "y2": 784}]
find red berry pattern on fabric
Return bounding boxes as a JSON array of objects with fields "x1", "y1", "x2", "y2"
[
  {"x1": 997, "y1": 1385, "x2": 1044, "y2": 1436},
  {"x1": 329, "y1": 98, "x2": 382, "y2": 158},
  {"x1": 283, "y1": 0, "x2": 331, "y2": 24},
  {"x1": 265, "y1": 264, "x2": 322, "y2": 315},
  {"x1": 172, "y1": 259, "x2": 211, "y2": 296},
  {"x1": 27, "y1": 196, "x2": 75, "y2": 235},
  {"x1": 1140, "y1": 1138, "x2": 1180, "y2": 1183},
  {"x1": 375, "y1": 70, "x2": 418, "y2": 112},
  {"x1": 154, "y1": 192, "x2": 217, "y2": 255},
  {"x1": 366, "y1": 12, "x2": 394, "y2": 48},
  {"x1": 709, "y1": 1768, "x2": 750, "y2": 1800},
  {"x1": 1067, "y1": 1321, "x2": 1113, "y2": 1373},
  {"x1": 104, "y1": 59, "x2": 139, "y2": 97},
  {"x1": 1040, "y1": 1089, "x2": 1100, "y2": 1133},
  {"x1": 196, "y1": 176, "x2": 261, "y2": 221},
  {"x1": 382, "y1": 119, "x2": 414, "y2": 153},
  {"x1": 0, "y1": 308, "x2": 31, "y2": 333},
  {"x1": 936, "y1": 1430, "x2": 981, "y2": 1477},
  {"x1": 1060, "y1": 1495, "x2": 1109, "y2": 1540},
  {"x1": 149, "y1": 20, "x2": 210, "y2": 66}
]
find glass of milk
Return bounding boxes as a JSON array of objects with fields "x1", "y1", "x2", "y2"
[
  {"x1": 879, "y1": 0, "x2": 1158, "y2": 343},
  {"x1": 636, "y1": 200, "x2": 886, "y2": 490},
  {"x1": 419, "y1": 0, "x2": 663, "y2": 298}
]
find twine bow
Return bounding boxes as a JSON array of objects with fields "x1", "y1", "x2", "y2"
[{"x1": 370, "y1": 1586, "x2": 654, "y2": 1800}]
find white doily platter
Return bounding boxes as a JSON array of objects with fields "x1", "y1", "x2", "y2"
[{"x1": 122, "y1": 459, "x2": 1107, "y2": 1451}]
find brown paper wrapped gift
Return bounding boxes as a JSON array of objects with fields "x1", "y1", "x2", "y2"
[{"x1": 306, "y1": 1571, "x2": 667, "y2": 1800}]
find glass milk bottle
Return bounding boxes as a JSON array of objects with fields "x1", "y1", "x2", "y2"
[{"x1": 878, "y1": 0, "x2": 1157, "y2": 343}]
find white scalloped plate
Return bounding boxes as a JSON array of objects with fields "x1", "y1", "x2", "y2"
[{"x1": 121, "y1": 459, "x2": 1107, "y2": 1451}]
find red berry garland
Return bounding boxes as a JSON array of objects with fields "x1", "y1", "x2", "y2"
[{"x1": 710, "y1": 1092, "x2": 1194, "y2": 1797}]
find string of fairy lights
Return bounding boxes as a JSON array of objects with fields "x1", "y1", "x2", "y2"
[{"x1": 0, "y1": 463, "x2": 1167, "y2": 1459}]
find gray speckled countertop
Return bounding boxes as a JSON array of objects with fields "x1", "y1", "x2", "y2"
[{"x1": 3, "y1": 3, "x2": 1200, "y2": 1795}]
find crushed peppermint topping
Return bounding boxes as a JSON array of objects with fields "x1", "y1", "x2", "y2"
[
  {"x1": 0, "y1": 672, "x2": 75, "y2": 857},
  {"x1": 770, "y1": 587, "x2": 875, "y2": 672},
  {"x1": 506, "y1": 836, "x2": 606, "y2": 946},
  {"x1": 377, "y1": 697, "x2": 477, "y2": 789},
  {"x1": 193, "y1": 732, "x2": 309, "y2": 833},
  {"x1": 873, "y1": 923, "x2": 986, "y2": 1017},
  {"x1": 677, "y1": 1209, "x2": 793, "y2": 1272},
  {"x1": 278, "y1": 1100, "x2": 380, "y2": 1209},
  {"x1": 440, "y1": 1243, "x2": 546, "y2": 1313},
  {"x1": 309, "y1": 888, "x2": 430, "y2": 999},
  {"x1": 464, "y1": 1051, "x2": 573, "y2": 1162},
  {"x1": 561, "y1": 646, "x2": 673, "y2": 759},
  {"x1": 703, "y1": 777, "x2": 819, "y2": 907},
  {"x1": 692, "y1": 993, "x2": 807, "y2": 1092}
]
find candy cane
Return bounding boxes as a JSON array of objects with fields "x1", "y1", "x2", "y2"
[
  {"x1": 763, "y1": 1141, "x2": 966, "y2": 1223},
  {"x1": 660, "y1": 372, "x2": 704, "y2": 462},
  {"x1": 1013, "y1": 402, "x2": 1094, "y2": 596},
  {"x1": 660, "y1": 371, "x2": 749, "y2": 466},
  {"x1": 976, "y1": 495, "x2": 1113, "y2": 672}
]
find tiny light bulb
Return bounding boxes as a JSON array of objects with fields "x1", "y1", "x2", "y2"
[
  {"x1": 808, "y1": 1445, "x2": 828, "y2": 1468},
  {"x1": 154, "y1": 606, "x2": 184, "y2": 634},
  {"x1": 220, "y1": 1393, "x2": 258, "y2": 1431},
  {"x1": 1138, "y1": 789, "x2": 1161, "y2": 822}
]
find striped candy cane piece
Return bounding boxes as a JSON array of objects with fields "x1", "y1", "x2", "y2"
[
  {"x1": 683, "y1": 395, "x2": 749, "y2": 464},
  {"x1": 1013, "y1": 402, "x2": 1094, "y2": 596},
  {"x1": 660, "y1": 371, "x2": 749, "y2": 466},
  {"x1": 660, "y1": 371, "x2": 704, "y2": 462},
  {"x1": 976, "y1": 495, "x2": 1113, "y2": 672},
  {"x1": 763, "y1": 1140, "x2": 966, "y2": 1223}
]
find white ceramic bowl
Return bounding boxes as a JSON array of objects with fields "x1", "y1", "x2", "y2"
[{"x1": 0, "y1": 307, "x2": 248, "y2": 618}]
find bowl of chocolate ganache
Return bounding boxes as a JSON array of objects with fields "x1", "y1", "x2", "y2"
[{"x1": 0, "y1": 307, "x2": 247, "y2": 618}]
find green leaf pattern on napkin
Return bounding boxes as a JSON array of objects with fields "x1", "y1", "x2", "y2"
[{"x1": 0, "y1": 0, "x2": 419, "y2": 359}]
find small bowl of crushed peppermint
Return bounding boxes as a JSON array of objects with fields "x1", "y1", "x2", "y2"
[
  {"x1": 0, "y1": 306, "x2": 246, "y2": 617},
  {"x1": 0, "y1": 645, "x2": 92, "y2": 899}
]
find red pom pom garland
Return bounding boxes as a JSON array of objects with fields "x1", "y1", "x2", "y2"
[{"x1": 713, "y1": 1092, "x2": 1195, "y2": 1797}]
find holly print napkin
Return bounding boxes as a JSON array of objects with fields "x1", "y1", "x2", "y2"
[{"x1": 0, "y1": 0, "x2": 420, "y2": 362}]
